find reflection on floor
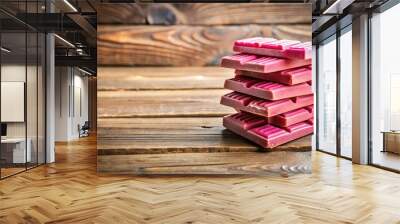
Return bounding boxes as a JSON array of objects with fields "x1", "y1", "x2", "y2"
[
  {"x1": 373, "y1": 150, "x2": 400, "y2": 171},
  {"x1": 0, "y1": 163, "x2": 43, "y2": 179},
  {"x1": 1, "y1": 167, "x2": 25, "y2": 178},
  {"x1": 0, "y1": 135, "x2": 400, "y2": 223}
]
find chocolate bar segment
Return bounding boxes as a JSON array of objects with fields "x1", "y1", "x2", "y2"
[
  {"x1": 220, "y1": 92, "x2": 314, "y2": 118},
  {"x1": 268, "y1": 105, "x2": 313, "y2": 127},
  {"x1": 223, "y1": 112, "x2": 313, "y2": 148},
  {"x1": 221, "y1": 54, "x2": 311, "y2": 73},
  {"x1": 224, "y1": 75, "x2": 312, "y2": 100},
  {"x1": 233, "y1": 37, "x2": 312, "y2": 60},
  {"x1": 235, "y1": 66, "x2": 311, "y2": 85}
]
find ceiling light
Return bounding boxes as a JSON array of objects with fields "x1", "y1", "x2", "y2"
[
  {"x1": 323, "y1": 0, "x2": 355, "y2": 15},
  {"x1": 1, "y1": 47, "x2": 11, "y2": 53},
  {"x1": 54, "y1": 34, "x2": 75, "y2": 48},
  {"x1": 78, "y1": 67, "x2": 93, "y2": 76},
  {"x1": 63, "y1": 0, "x2": 78, "y2": 12}
]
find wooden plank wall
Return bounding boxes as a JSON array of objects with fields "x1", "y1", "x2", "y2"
[
  {"x1": 97, "y1": 3, "x2": 312, "y2": 175},
  {"x1": 98, "y1": 3, "x2": 311, "y2": 66}
]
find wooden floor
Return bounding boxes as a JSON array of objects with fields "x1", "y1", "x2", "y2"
[
  {"x1": 1, "y1": 136, "x2": 400, "y2": 223},
  {"x1": 373, "y1": 151, "x2": 400, "y2": 171}
]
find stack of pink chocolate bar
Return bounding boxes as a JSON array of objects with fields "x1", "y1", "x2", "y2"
[{"x1": 220, "y1": 37, "x2": 313, "y2": 148}]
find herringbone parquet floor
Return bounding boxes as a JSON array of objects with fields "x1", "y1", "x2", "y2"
[{"x1": 1, "y1": 136, "x2": 400, "y2": 224}]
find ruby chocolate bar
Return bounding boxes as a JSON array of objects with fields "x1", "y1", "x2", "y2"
[
  {"x1": 224, "y1": 75, "x2": 312, "y2": 100},
  {"x1": 221, "y1": 54, "x2": 311, "y2": 73},
  {"x1": 220, "y1": 92, "x2": 313, "y2": 118},
  {"x1": 223, "y1": 112, "x2": 313, "y2": 148},
  {"x1": 233, "y1": 37, "x2": 312, "y2": 60},
  {"x1": 235, "y1": 65, "x2": 311, "y2": 85}
]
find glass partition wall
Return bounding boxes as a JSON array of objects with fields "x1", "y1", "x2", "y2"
[
  {"x1": 317, "y1": 35, "x2": 337, "y2": 155},
  {"x1": 315, "y1": 26, "x2": 352, "y2": 159},
  {"x1": 0, "y1": 2, "x2": 46, "y2": 179},
  {"x1": 339, "y1": 27, "x2": 352, "y2": 159},
  {"x1": 370, "y1": 3, "x2": 400, "y2": 171}
]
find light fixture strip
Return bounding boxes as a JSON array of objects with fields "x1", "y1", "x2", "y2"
[
  {"x1": 1, "y1": 47, "x2": 11, "y2": 53},
  {"x1": 54, "y1": 34, "x2": 75, "y2": 48},
  {"x1": 63, "y1": 0, "x2": 78, "y2": 12},
  {"x1": 78, "y1": 67, "x2": 93, "y2": 76},
  {"x1": 323, "y1": 0, "x2": 342, "y2": 14}
]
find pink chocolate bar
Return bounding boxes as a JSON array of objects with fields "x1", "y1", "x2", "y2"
[
  {"x1": 224, "y1": 75, "x2": 312, "y2": 100},
  {"x1": 235, "y1": 66, "x2": 311, "y2": 85},
  {"x1": 221, "y1": 54, "x2": 311, "y2": 73},
  {"x1": 233, "y1": 37, "x2": 312, "y2": 60},
  {"x1": 220, "y1": 92, "x2": 313, "y2": 118},
  {"x1": 223, "y1": 112, "x2": 313, "y2": 148},
  {"x1": 269, "y1": 105, "x2": 313, "y2": 127}
]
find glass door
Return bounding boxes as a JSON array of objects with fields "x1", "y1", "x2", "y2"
[
  {"x1": 339, "y1": 26, "x2": 352, "y2": 158},
  {"x1": 317, "y1": 35, "x2": 337, "y2": 154}
]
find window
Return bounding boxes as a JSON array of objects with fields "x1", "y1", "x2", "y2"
[
  {"x1": 339, "y1": 27, "x2": 352, "y2": 158},
  {"x1": 370, "y1": 3, "x2": 400, "y2": 171},
  {"x1": 317, "y1": 36, "x2": 337, "y2": 154}
]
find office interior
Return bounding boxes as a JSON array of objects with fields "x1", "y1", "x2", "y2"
[
  {"x1": 0, "y1": 0, "x2": 398, "y2": 178},
  {"x1": 313, "y1": 0, "x2": 400, "y2": 172},
  {"x1": 1, "y1": 0, "x2": 400, "y2": 222},
  {"x1": 0, "y1": 0, "x2": 96, "y2": 179}
]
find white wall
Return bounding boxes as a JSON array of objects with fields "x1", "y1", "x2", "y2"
[
  {"x1": 54, "y1": 67, "x2": 89, "y2": 141},
  {"x1": 1, "y1": 65, "x2": 30, "y2": 138}
]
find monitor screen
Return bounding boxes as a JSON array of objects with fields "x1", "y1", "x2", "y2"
[{"x1": 1, "y1": 123, "x2": 7, "y2": 137}]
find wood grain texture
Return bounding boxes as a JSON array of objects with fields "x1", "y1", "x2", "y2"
[
  {"x1": 97, "y1": 25, "x2": 311, "y2": 66},
  {"x1": 97, "y1": 3, "x2": 147, "y2": 24},
  {"x1": 98, "y1": 3, "x2": 311, "y2": 25},
  {"x1": 97, "y1": 151, "x2": 311, "y2": 176},
  {"x1": 98, "y1": 67, "x2": 232, "y2": 91},
  {"x1": 97, "y1": 66, "x2": 312, "y2": 174},
  {"x1": 98, "y1": 89, "x2": 235, "y2": 118},
  {"x1": 97, "y1": 117, "x2": 311, "y2": 155},
  {"x1": 2, "y1": 137, "x2": 400, "y2": 223}
]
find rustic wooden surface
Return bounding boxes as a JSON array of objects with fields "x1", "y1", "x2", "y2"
[
  {"x1": 98, "y1": 89, "x2": 234, "y2": 118},
  {"x1": 98, "y1": 25, "x2": 310, "y2": 66},
  {"x1": 97, "y1": 67, "x2": 311, "y2": 175},
  {"x1": 98, "y1": 67, "x2": 232, "y2": 91},
  {"x1": 98, "y1": 152, "x2": 311, "y2": 175},
  {"x1": 97, "y1": 4, "x2": 312, "y2": 175},
  {"x1": 97, "y1": 3, "x2": 311, "y2": 25},
  {"x1": 97, "y1": 117, "x2": 311, "y2": 155}
]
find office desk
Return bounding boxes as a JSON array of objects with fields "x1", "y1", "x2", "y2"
[{"x1": 1, "y1": 138, "x2": 31, "y2": 163}]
